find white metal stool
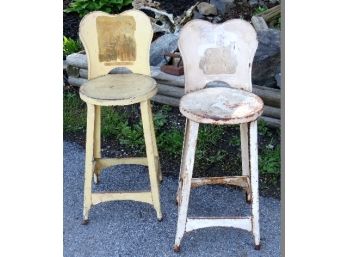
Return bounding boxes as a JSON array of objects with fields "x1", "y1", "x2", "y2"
[
  {"x1": 173, "y1": 19, "x2": 264, "y2": 251},
  {"x1": 78, "y1": 10, "x2": 162, "y2": 224}
]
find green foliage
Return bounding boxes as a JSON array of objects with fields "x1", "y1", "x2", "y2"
[
  {"x1": 63, "y1": 91, "x2": 281, "y2": 180},
  {"x1": 63, "y1": 36, "x2": 82, "y2": 56},
  {"x1": 63, "y1": 92, "x2": 86, "y2": 132},
  {"x1": 157, "y1": 130, "x2": 183, "y2": 158},
  {"x1": 253, "y1": 6, "x2": 268, "y2": 16},
  {"x1": 259, "y1": 145, "x2": 281, "y2": 175},
  {"x1": 64, "y1": 0, "x2": 133, "y2": 17},
  {"x1": 258, "y1": 119, "x2": 269, "y2": 136}
]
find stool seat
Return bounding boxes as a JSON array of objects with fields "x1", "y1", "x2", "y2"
[
  {"x1": 79, "y1": 73, "x2": 157, "y2": 106},
  {"x1": 179, "y1": 87, "x2": 264, "y2": 125}
]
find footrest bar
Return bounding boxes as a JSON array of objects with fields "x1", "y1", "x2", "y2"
[
  {"x1": 191, "y1": 176, "x2": 250, "y2": 189},
  {"x1": 185, "y1": 216, "x2": 252, "y2": 232},
  {"x1": 91, "y1": 191, "x2": 153, "y2": 205},
  {"x1": 95, "y1": 157, "x2": 148, "y2": 169}
]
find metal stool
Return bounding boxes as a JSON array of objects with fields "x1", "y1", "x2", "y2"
[
  {"x1": 173, "y1": 19, "x2": 264, "y2": 251},
  {"x1": 79, "y1": 10, "x2": 162, "y2": 224}
]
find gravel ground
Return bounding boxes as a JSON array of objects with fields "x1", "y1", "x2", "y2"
[{"x1": 64, "y1": 141, "x2": 280, "y2": 257}]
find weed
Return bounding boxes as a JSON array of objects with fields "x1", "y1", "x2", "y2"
[
  {"x1": 259, "y1": 145, "x2": 281, "y2": 175},
  {"x1": 64, "y1": 0, "x2": 133, "y2": 17},
  {"x1": 253, "y1": 6, "x2": 268, "y2": 16},
  {"x1": 63, "y1": 36, "x2": 82, "y2": 56}
]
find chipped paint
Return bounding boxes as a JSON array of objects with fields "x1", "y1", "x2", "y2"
[
  {"x1": 96, "y1": 15, "x2": 136, "y2": 63},
  {"x1": 199, "y1": 44, "x2": 238, "y2": 74}
]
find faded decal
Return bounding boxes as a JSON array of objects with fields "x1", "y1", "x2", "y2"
[
  {"x1": 96, "y1": 15, "x2": 136, "y2": 64},
  {"x1": 199, "y1": 44, "x2": 238, "y2": 74}
]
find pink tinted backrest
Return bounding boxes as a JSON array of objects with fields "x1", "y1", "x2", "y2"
[{"x1": 178, "y1": 19, "x2": 258, "y2": 93}]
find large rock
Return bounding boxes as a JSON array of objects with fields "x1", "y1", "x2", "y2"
[
  {"x1": 252, "y1": 29, "x2": 281, "y2": 88},
  {"x1": 66, "y1": 53, "x2": 87, "y2": 69},
  {"x1": 210, "y1": 0, "x2": 235, "y2": 15},
  {"x1": 197, "y1": 2, "x2": 218, "y2": 16},
  {"x1": 150, "y1": 33, "x2": 179, "y2": 66}
]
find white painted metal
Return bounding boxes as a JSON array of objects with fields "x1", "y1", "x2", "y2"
[
  {"x1": 185, "y1": 217, "x2": 252, "y2": 232},
  {"x1": 250, "y1": 120, "x2": 260, "y2": 248},
  {"x1": 174, "y1": 120, "x2": 200, "y2": 250},
  {"x1": 173, "y1": 19, "x2": 262, "y2": 251},
  {"x1": 176, "y1": 119, "x2": 189, "y2": 204},
  {"x1": 240, "y1": 123, "x2": 252, "y2": 202}
]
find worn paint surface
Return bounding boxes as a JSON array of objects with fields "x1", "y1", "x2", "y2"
[
  {"x1": 199, "y1": 44, "x2": 237, "y2": 74},
  {"x1": 179, "y1": 87, "x2": 264, "y2": 125},
  {"x1": 96, "y1": 16, "x2": 136, "y2": 64},
  {"x1": 174, "y1": 19, "x2": 261, "y2": 251},
  {"x1": 179, "y1": 19, "x2": 258, "y2": 92},
  {"x1": 79, "y1": 11, "x2": 161, "y2": 223},
  {"x1": 79, "y1": 10, "x2": 153, "y2": 79}
]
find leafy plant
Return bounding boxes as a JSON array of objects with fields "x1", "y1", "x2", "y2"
[
  {"x1": 63, "y1": 36, "x2": 82, "y2": 56},
  {"x1": 253, "y1": 6, "x2": 268, "y2": 16},
  {"x1": 259, "y1": 145, "x2": 281, "y2": 175},
  {"x1": 64, "y1": 0, "x2": 133, "y2": 17},
  {"x1": 157, "y1": 130, "x2": 183, "y2": 158}
]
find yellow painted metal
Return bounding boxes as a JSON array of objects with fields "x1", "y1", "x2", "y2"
[
  {"x1": 79, "y1": 10, "x2": 162, "y2": 222},
  {"x1": 79, "y1": 10, "x2": 153, "y2": 79},
  {"x1": 83, "y1": 103, "x2": 95, "y2": 222},
  {"x1": 93, "y1": 105, "x2": 101, "y2": 183},
  {"x1": 91, "y1": 192, "x2": 153, "y2": 205},
  {"x1": 141, "y1": 100, "x2": 163, "y2": 220},
  {"x1": 95, "y1": 157, "x2": 148, "y2": 170}
]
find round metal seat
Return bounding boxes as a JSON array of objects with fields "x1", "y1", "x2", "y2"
[
  {"x1": 180, "y1": 87, "x2": 264, "y2": 125},
  {"x1": 79, "y1": 73, "x2": 157, "y2": 106}
]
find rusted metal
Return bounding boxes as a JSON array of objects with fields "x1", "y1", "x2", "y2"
[
  {"x1": 190, "y1": 176, "x2": 250, "y2": 190},
  {"x1": 161, "y1": 52, "x2": 184, "y2": 76},
  {"x1": 179, "y1": 87, "x2": 264, "y2": 125}
]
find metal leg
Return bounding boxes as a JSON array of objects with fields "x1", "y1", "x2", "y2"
[
  {"x1": 240, "y1": 123, "x2": 251, "y2": 203},
  {"x1": 93, "y1": 105, "x2": 101, "y2": 184},
  {"x1": 174, "y1": 120, "x2": 199, "y2": 252},
  {"x1": 249, "y1": 120, "x2": 261, "y2": 249},
  {"x1": 176, "y1": 119, "x2": 189, "y2": 205},
  {"x1": 83, "y1": 104, "x2": 95, "y2": 224},
  {"x1": 141, "y1": 100, "x2": 162, "y2": 221},
  {"x1": 148, "y1": 101, "x2": 162, "y2": 182}
]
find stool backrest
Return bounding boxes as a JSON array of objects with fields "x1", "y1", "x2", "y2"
[
  {"x1": 79, "y1": 10, "x2": 153, "y2": 80},
  {"x1": 178, "y1": 19, "x2": 258, "y2": 93}
]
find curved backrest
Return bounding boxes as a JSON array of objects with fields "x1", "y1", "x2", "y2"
[
  {"x1": 79, "y1": 10, "x2": 153, "y2": 80},
  {"x1": 178, "y1": 19, "x2": 258, "y2": 93}
]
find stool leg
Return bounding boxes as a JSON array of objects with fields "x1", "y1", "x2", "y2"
[
  {"x1": 93, "y1": 105, "x2": 101, "y2": 184},
  {"x1": 250, "y1": 120, "x2": 261, "y2": 249},
  {"x1": 83, "y1": 104, "x2": 95, "y2": 224},
  {"x1": 240, "y1": 123, "x2": 251, "y2": 203},
  {"x1": 148, "y1": 102, "x2": 162, "y2": 182},
  {"x1": 141, "y1": 100, "x2": 162, "y2": 221},
  {"x1": 174, "y1": 120, "x2": 199, "y2": 252},
  {"x1": 176, "y1": 119, "x2": 188, "y2": 205}
]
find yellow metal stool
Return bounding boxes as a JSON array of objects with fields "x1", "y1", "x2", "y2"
[
  {"x1": 78, "y1": 10, "x2": 162, "y2": 224},
  {"x1": 173, "y1": 19, "x2": 263, "y2": 251}
]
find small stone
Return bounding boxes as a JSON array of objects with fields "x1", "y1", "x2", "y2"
[
  {"x1": 210, "y1": 0, "x2": 235, "y2": 15},
  {"x1": 192, "y1": 10, "x2": 205, "y2": 20},
  {"x1": 66, "y1": 65, "x2": 80, "y2": 77},
  {"x1": 197, "y1": 2, "x2": 218, "y2": 16},
  {"x1": 275, "y1": 73, "x2": 281, "y2": 88},
  {"x1": 248, "y1": 0, "x2": 259, "y2": 7}
]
